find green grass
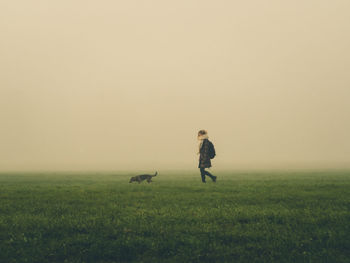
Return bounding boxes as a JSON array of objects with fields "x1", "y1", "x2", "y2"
[{"x1": 0, "y1": 170, "x2": 349, "y2": 263}]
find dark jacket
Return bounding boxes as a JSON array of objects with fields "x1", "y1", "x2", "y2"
[{"x1": 198, "y1": 139, "x2": 212, "y2": 168}]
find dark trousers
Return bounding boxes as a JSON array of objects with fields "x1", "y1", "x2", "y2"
[{"x1": 199, "y1": 168, "x2": 215, "y2": 182}]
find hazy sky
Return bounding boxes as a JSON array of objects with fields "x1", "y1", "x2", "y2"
[{"x1": 1, "y1": 0, "x2": 350, "y2": 170}]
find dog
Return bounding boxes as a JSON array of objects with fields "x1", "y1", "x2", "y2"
[{"x1": 129, "y1": 171, "x2": 158, "y2": 183}]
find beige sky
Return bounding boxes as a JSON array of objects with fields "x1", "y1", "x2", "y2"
[{"x1": 1, "y1": 0, "x2": 349, "y2": 171}]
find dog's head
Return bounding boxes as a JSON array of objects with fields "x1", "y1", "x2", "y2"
[{"x1": 129, "y1": 177, "x2": 135, "y2": 183}]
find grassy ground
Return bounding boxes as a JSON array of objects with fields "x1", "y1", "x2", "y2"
[{"x1": 0, "y1": 170, "x2": 349, "y2": 263}]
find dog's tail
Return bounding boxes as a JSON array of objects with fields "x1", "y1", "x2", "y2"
[{"x1": 153, "y1": 171, "x2": 158, "y2": 177}]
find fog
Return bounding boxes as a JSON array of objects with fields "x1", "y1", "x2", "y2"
[{"x1": 1, "y1": 0, "x2": 350, "y2": 171}]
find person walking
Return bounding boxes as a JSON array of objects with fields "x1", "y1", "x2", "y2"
[{"x1": 197, "y1": 130, "x2": 217, "y2": 183}]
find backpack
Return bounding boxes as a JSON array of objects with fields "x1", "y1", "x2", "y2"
[{"x1": 208, "y1": 140, "x2": 216, "y2": 159}]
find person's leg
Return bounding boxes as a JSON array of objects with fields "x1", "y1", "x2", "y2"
[
  {"x1": 199, "y1": 168, "x2": 206, "y2": 183},
  {"x1": 204, "y1": 169, "x2": 217, "y2": 182}
]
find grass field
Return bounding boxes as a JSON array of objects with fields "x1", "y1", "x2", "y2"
[{"x1": 0, "y1": 170, "x2": 349, "y2": 263}]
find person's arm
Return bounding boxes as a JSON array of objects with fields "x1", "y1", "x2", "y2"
[{"x1": 201, "y1": 140, "x2": 210, "y2": 161}]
